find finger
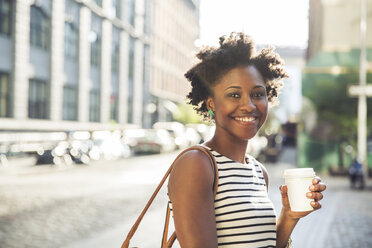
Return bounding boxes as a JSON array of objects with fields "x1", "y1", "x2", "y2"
[
  {"x1": 310, "y1": 201, "x2": 322, "y2": 210},
  {"x1": 312, "y1": 176, "x2": 321, "y2": 185},
  {"x1": 306, "y1": 192, "x2": 324, "y2": 201},
  {"x1": 309, "y1": 182, "x2": 327, "y2": 192},
  {"x1": 307, "y1": 192, "x2": 324, "y2": 201},
  {"x1": 279, "y1": 185, "x2": 287, "y2": 192},
  {"x1": 279, "y1": 185, "x2": 288, "y2": 195}
]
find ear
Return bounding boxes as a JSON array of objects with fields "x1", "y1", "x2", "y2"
[{"x1": 206, "y1": 97, "x2": 215, "y2": 111}]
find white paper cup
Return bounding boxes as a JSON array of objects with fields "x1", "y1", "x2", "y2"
[{"x1": 283, "y1": 168, "x2": 316, "y2": 212}]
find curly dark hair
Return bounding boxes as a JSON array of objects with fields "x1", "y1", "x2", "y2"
[{"x1": 185, "y1": 32, "x2": 289, "y2": 120}]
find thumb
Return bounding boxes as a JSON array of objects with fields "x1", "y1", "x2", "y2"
[
  {"x1": 280, "y1": 185, "x2": 288, "y2": 198},
  {"x1": 280, "y1": 185, "x2": 291, "y2": 209}
]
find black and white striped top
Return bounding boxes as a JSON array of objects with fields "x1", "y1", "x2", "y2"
[
  {"x1": 168, "y1": 145, "x2": 277, "y2": 247},
  {"x1": 209, "y1": 146, "x2": 277, "y2": 247}
]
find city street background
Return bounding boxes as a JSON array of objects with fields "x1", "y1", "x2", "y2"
[
  {"x1": 1, "y1": 0, "x2": 372, "y2": 247},
  {"x1": 1, "y1": 147, "x2": 371, "y2": 248}
]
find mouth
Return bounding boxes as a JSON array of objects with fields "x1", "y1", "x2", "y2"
[{"x1": 233, "y1": 116, "x2": 258, "y2": 124}]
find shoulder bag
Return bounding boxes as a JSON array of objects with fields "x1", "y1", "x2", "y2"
[{"x1": 121, "y1": 145, "x2": 218, "y2": 248}]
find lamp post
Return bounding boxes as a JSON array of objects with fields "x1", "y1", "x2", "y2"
[{"x1": 349, "y1": 0, "x2": 369, "y2": 181}]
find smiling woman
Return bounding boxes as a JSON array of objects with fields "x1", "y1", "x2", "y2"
[
  {"x1": 206, "y1": 66, "x2": 269, "y2": 142},
  {"x1": 167, "y1": 32, "x2": 327, "y2": 248}
]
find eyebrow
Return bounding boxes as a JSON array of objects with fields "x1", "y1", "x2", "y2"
[
  {"x1": 224, "y1": 85, "x2": 265, "y2": 91},
  {"x1": 225, "y1": 86, "x2": 241, "y2": 90}
]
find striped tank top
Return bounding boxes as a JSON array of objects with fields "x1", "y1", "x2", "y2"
[{"x1": 168, "y1": 146, "x2": 277, "y2": 247}]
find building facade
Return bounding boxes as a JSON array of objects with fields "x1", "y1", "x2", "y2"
[
  {"x1": 0, "y1": 0, "x2": 152, "y2": 131},
  {"x1": 307, "y1": 0, "x2": 372, "y2": 62},
  {"x1": 263, "y1": 46, "x2": 306, "y2": 124},
  {"x1": 300, "y1": 0, "x2": 372, "y2": 171},
  {"x1": 148, "y1": 0, "x2": 200, "y2": 126}
]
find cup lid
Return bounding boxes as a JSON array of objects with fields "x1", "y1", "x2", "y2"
[{"x1": 283, "y1": 168, "x2": 315, "y2": 178}]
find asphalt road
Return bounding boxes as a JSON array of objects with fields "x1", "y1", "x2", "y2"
[{"x1": 0, "y1": 151, "x2": 178, "y2": 248}]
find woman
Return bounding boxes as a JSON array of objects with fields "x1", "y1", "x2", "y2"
[{"x1": 168, "y1": 32, "x2": 326, "y2": 248}]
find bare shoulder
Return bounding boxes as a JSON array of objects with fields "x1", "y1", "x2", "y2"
[
  {"x1": 167, "y1": 148, "x2": 218, "y2": 247},
  {"x1": 168, "y1": 148, "x2": 215, "y2": 199}
]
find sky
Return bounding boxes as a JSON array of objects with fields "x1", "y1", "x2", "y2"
[{"x1": 199, "y1": 0, "x2": 310, "y2": 48}]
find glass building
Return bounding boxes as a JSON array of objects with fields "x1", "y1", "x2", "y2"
[{"x1": 0, "y1": 0, "x2": 200, "y2": 151}]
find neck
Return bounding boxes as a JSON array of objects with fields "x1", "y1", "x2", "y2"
[{"x1": 205, "y1": 130, "x2": 248, "y2": 164}]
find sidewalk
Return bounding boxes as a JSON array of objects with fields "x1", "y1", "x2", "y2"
[{"x1": 268, "y1": 147, "x2": 372, "y2": 248}]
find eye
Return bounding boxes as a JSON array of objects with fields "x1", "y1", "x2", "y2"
[
  {"x1": 227, "y1": 92, "x2": 241, "y2": 98},
  {"x1": 251, "y1": 91, "x2": 266, "y2": 98}
]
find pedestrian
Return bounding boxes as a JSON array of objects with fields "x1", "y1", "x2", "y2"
[
  {"x1": 167, "y1": 32, "x2": 327, "y2": 247},
  {"x1": 349, "y1": 157, "x2": 365, "y2": 189}
]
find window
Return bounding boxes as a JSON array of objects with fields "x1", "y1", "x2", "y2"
[
  {"x1": 127, "y1": 36, "x2": 135, "y2": 123},
  {"x1": 126, "y1": 0, "x2": 135, "y2": 27},
  {"x1": 0, "y1": 0, "x2": 12, "y2": 36},
  {"x1": 111, "y1": 27, "x2": 120, "y2": 122},
  {"x1": 29, "y1": 79, "x2": 48, "y2": 119},
  {"x1": 62, "y1": 85, "x2": 77, "y2": 121},
  {"x1": 144, "y1": 0, "x2": 151, "y2": 35},
  {"x1": 64, "y1": 22, "x2": 78, "y2": 60},
  {"x1": 111, "y1": 27, "x2": 120, "y2": 73},
  {"x1": 64, "y1": 0, "x2": 79, "y2": 60},
  {"x1": 30, "y1": 5, "x2": 50, "y2": 50},
  {"x1": 142, "y1": 44, "x2": 150, "y2": 124},
  {"x1": 128, "y1": 36, "x2": 135, "y2": 83},
  {"x1": 92, "y1": 0, "x2": 102, "y2": 7},
  {"x1": 90, "y1": 14, "x2": 102, "y2": 67},
  {"x1": 90, "y1": 34, "x2": 101, "y2": 67},
  {"x1": 0, "y1": 72, "x2": 10, "y2": 117},
  {"x1": 89, "y1": 89, "x2": 100, "y2": 122},
  {"x1": 112, "y1": 0, "x2": 120, "y2": 19},
  {"x1": 110, "y1": 92, "x2": 118, "y2": 122}
]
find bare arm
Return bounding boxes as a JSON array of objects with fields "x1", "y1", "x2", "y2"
[
  {"x1": 168, "y1": 150, "x2": 218, "y2": 248},
  {"x1": 276, "y1": 176, "x2": 326, "y2": 248}
]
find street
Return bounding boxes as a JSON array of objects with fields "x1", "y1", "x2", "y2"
[
  {"x1": 0, "y1": 148, "x2": 372, "y2": 248},
  {"x1": 0, "y1": 152, "x2": 175, "y2": 248}
]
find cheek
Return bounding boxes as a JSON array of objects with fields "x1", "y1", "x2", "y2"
[
  {"x1": 257, "y1": 100, "x2": 269, "y2": 119},
  {"x1": 215, "y1": 101, "x2": 234, "y2": 114}
]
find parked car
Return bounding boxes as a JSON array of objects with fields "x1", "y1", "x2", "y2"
[
  {"x1": 152, "y1": 122, "x2": 189, "y2": 149},
  {"x1": 91, "y1": 131, "x2": 131, "y2": 160},
  {"x1": 185, "y1": 127, "x2": 203, "y2": 145},
  {"x1": 67, "y1": 140, "x2": 91, "y2": 164},
  {"x1": 125, "y1": 129, "x2": 176, "y2": 155},
  {"x1": 260, "y1": 134, "x2": 283, "y2": 163},
  {"x1": 246, "y1": 135, "x2": 268, "y2": 160},
  {"x1": 185, "y1": 123, "x2": 213, "y2": 143},
  {"x1": 35, "y1": 141, "x2": 73, "y2": 165}
]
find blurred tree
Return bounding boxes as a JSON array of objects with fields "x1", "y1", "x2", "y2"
[
  {"x1": 173, "y1": 103, "x2": 203, "y2": 124},
  {"x1": 303, "y1": 71, "x2": 359, "y2": 142},
  {"x1": 302, "y1": 69, "x2": 372, "y2": 167}
]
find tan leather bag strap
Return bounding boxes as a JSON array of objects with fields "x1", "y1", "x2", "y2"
[
  {"x1": 121, "y1": 145, "x2": 218, "y2": 248},
  {"x1": 161, "y1": 203, "x2": 172, "y2": 246},
  {"x1": 161, "y1": 145, "x2": 218, "y2": 247}
]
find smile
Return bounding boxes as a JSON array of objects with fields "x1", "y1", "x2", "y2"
[{"x1": 233, "y1": 116, "x2": 257, "y2": 123}]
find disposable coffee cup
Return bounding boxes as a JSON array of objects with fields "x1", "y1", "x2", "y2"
[{"x1": 283, "y1": 168, "x2": 316, "y2": 212}]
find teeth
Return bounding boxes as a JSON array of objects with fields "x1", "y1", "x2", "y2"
[{"x1": 235, "y1": 117, "x2": 255, "y2": 122}]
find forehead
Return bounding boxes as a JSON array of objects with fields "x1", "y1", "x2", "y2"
[{"x1": 216, "y1": 65, "x2": 265, "y2": 88}]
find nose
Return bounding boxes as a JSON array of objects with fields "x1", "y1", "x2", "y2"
[{"x1": 240, "y1": 95, "x2": 256, "y2": 112}]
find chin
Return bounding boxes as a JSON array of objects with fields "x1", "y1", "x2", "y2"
[{"x1": 237, "y1": 130, "x2": 259, "y2": 141}]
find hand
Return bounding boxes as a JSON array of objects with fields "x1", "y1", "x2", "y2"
[{"x1": 279, "y1": 176, "x2": 327, "y2": 220}]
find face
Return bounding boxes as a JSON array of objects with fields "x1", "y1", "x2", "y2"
[{"x1": 207, "y1": 65, "x2": 268, "y2": 141}]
